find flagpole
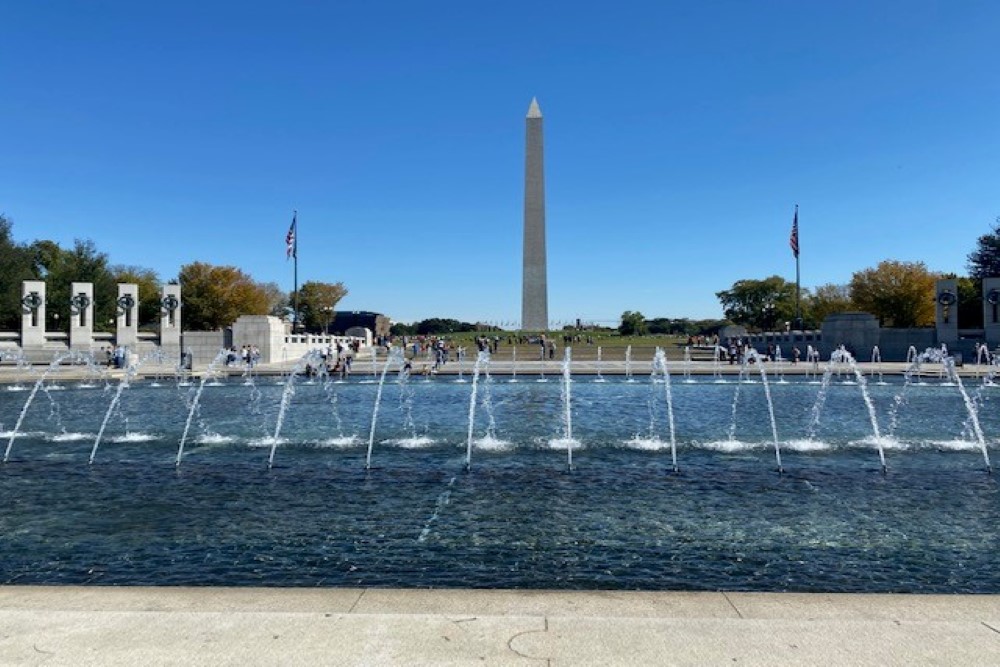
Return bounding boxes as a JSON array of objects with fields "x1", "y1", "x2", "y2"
[
  {"x1": 794, "y1": 204, "x2": 801, "y2": 329},
  {"x1": 293, "y1": 210, "x2": 299, "y2": 333}
]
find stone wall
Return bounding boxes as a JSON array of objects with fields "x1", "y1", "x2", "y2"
[
  {"x1": 819, "y1": 312, "x2": 880, "y2": 358},
  {"x1": 182, "y1": 331, "x2": 229, "y2": 368},
  {"x1": 231, "y1": 315, "x2": 367, "y2": 366},
  {"x1": 876, "y1": 328, "x2": 936, "y2": 362}
]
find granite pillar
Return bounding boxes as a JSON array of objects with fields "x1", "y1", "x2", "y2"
[
  {"x1": 935, "y1": 278, "x2": 958, "y2": 347},
  {"x1": 116, "y1": 283, "x2": 139, "y2": 347},
  {"x1": 69, "y1": 282, "x2": 94, "y2": 350},
  {"x1": 20, "y1": 280, "x2": 46, "y2": 348},
  {"x1": 159, "y1": 283, "x2": 182, "y2": 353},
  {"x1": 984, "y1": 277, "x2": 1000, "y2": 348}
]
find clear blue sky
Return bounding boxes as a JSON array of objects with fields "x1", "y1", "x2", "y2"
[{"x1": 2, "y1": 1, "x2": 998, "y2": 326}]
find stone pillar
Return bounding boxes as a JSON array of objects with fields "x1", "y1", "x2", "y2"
[
  {"x1": 116, "y1": 283, "x2": 139, "y2": 347},
  {"x1": 984, "y1": 277, "x2": 1000, "y2": 349},
  {"x1": 69, "y1": 282, "x2": 94, "y2": 351},
  {"x1": 159, "y1": 283, "x2": 182, "y2": 352},
  {"x1": 934, "y1": 278, "x2": 959, "y2": 347},
  {"x1": 20, "y1": 280, "x2": 46, "y2": 348}
]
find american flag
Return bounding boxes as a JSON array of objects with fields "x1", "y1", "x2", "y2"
[
  {"x1": 286, "y1": 212, "x2": 297, "y2": 260},
  {"x1": 789, "y1": 206, "x2": 799, "y2": 258}
]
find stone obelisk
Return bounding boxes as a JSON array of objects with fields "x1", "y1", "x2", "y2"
[{"x1": 521, "y1": 97, "x2": 548, "y2": 331}]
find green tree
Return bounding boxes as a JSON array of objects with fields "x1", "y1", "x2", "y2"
[
  {"x1": 941, "y1": 273, "x2": 983, "y2": 329},
  {"x1": 618, "y1": 311, "x2": 647, "y2": 336},
  {"x1": 0, "y1": 215, "x2": 40, "y2": 330},
  {"x1": 715, "y1": 276, "x2": 798, "y2": 331},
  {"x1": 291, "y1": 280, "x2": 348, "y2": 331},
  {"x1": 179, "y1": 262, "x2": 270, "y2": 330},
  {"x1": 258, "y1": 281, "x2": 289, "y2": 318},
  {"x1": 34, "y1": 239, "x2": 118, "y2": 331},
  {"x1": 646, "y1": 317, "x2": 691, "y2": 335},
  {"x1": 967, "y1": 217, "x2": 1000, "y2": 279},
  {"x1": 111, "y1": 265, "x2": 162, "y2": 327},
  {"x1": 414, "y1": 318, "x2": 476, "y2": 335},
  {"x1": 390, "y1": 322, "x2": 417, "y2": 336},
  {"x1": 807, "y1": 283, "x2": 853, "y2": 325},
  {"x1": 849, "y1": 260, "x2": 938, "y2": 327}
]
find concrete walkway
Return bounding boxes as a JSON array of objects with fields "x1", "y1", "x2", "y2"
[{"x1": 1, "y1": 587, "x2": 998, "y2": 665}]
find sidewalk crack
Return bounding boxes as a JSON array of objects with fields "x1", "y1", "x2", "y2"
[
  {"x1": 507, "y1": 616, "x2": 549, "y2": 664},
  {"x1": 347, "y1": 589, "x2": 366, "y2": 614},
  {"x1": 721, "y1": 592, "x2": 744, "y2": 619}
]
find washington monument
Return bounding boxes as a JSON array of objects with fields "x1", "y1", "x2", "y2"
[{"x1": 521, "y1": 97, "x2": 548, "y2": 331}]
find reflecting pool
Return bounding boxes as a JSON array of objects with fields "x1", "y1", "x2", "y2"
[{"x1": 1, "y1": 375, "x2": 997, "y2": 592}]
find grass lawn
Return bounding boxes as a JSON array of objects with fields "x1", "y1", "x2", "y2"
[{"x1": 402, "y1": 332, "x2": 706, "y2": 362}]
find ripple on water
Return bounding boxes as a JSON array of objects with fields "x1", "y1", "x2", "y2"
[
  {"x1": 247, "y1": 436, "x2": 282, "y2": 448},
  {"x1": 197, "y1": 433, "x2": 237, "y2": 445},
  {"x1": 49, "y1": 432, "x2": 92, "y2": 442},
  {"x1": 547, "y1": 437, "x2": 582, "y2": 450},
  {"x1": 928, "y1": 439, "x2": 981, "y2": 452},
  {"x1": 474, "y1": 435, "x2": 512, "y2": 452},
  {"x1": 700, "y1": 439, "x2": 766, "y2": 453},
  {"x1": 783, "y1": 439, "x2": 833, "y2": 453},
  {"x1": 852, "y1": 436, "x2": 908, "y2": 451},
  {"x1": 110, "y1": 433, "x2": 158, "y2": 443},
  {"x1": 388, "y1": 436, "x2": 436, "y2": 449},
  {"x1": 315, "y1": 436, "x2": 361, "y2": 448},
  {"x1": 622, "y1": 437, "x2": 668, "y2": 451}
]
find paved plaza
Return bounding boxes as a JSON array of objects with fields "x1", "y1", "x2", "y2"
[{"x1": 1, "y1": 587, "x2": 998, "y2": 665}]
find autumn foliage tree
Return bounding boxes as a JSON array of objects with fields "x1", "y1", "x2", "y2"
[
  {"x1": 179, "y1": 262, "x2": 271, "y2": 330},
  {"x1": 849, "y1": 260, "x2": 938, "y2": 327},
  {"x1": 806, "y1": 283, "x2": 854, "y2": 324}
]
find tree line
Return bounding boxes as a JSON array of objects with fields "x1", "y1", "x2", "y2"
[
  {"x1": 711, "y1": 219, "x2": 1000, "y2": 331},
  {"x1": 0, "y1": 215, "x2": 347, "y2": 332},
  {"x1": 617, "y1": 219, "x2": 1000, "y2": 335}
]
